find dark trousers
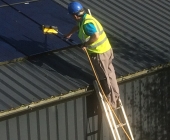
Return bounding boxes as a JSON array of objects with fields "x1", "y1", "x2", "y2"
[{"x1": 90, "y1": 48, "x2": 119, "y2": 108}]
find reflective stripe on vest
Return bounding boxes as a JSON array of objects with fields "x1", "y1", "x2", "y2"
[
  {"x1": 81, "y1": 18, "x2": 106, "y2": 48},
  {"x1": 78, "y1": 14, "x2": 111, "y2": 53},
  {"x1": 90, "y1": 36, "x2": 107, "y2": 48}
]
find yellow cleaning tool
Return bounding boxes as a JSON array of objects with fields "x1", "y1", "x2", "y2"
[{"x1": 42, "y1": 25, "x2": 58, "y2": 34}]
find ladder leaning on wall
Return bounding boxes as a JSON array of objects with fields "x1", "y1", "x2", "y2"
[
  {"x1": 86, "y1": 9, "x2": 134, "y2": 140},
  {"x1": 84, "y1": 46, "x2": 134, "y2": 140},
  {"x1": 93, "y1": 81, "x2": 134, "y2": 140}
]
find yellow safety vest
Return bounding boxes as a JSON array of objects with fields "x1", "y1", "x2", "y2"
[{"x1": 78, "y1": 14, "x2": 111, "y2": 53}]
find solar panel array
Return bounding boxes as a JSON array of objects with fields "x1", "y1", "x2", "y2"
[{"x1": 0, "y1": 0, "x2": 80, "y2": 62}]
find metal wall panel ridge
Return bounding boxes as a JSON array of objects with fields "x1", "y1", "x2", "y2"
[
  {"x1": 0, "y1": 68, "x2": 169, "y2": 140},
  {"x1": 0, "y1": 96, "x2": 87, "y2": 140},
  {"x1": 0, "y1": 48, "x2": 94, "y2": 111},
  {"x1": 118, "y1": 67, "x2": 170, "y2": 140}
]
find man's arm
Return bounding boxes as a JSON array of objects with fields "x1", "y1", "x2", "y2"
[
  {"x1": 83, "y1": 23, "x2": 99, "y2": 47},
  {"x1": 64, "y1": 25, "x2": 79, "y2": 38},
  {"x1": 84, "y1": 32, "x2": 99, "y2": 46}
]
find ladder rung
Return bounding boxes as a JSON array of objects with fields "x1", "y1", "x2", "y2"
[
  {"x1": 116, "y1": 123, "x2": 126, "y2": 128},
  {"x1": 86, "y1": 130, "x2": 99, "y2": 136},
  {"x1": 115, "y1": 106, "x2": 121, "y2": 110}
]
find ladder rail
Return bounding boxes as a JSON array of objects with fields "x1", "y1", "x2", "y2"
[
  {"x1": 94, "y1": 81, "x2": 134, "y2": 140},
  {"x1": 119, "y1": 100, "x2": 134, "y2": 140},
  {"x1": 95, "y1": 83, "x2": 118, "y2": 140},
  {"x1": 105, "y1": 102, "x2": 121, "y2": 140}
]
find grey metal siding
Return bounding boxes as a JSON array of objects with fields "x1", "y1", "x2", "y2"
[
  {"x1": 0, "y1": 96, "x2": 87, "y2": 140},
  {"x1": 0, "y1": 66, "x2": 169, "y2": 140},
  {"x1": 118, "y1": 67, "x2": 170, "y2": 140},
  {"x1": 96, "y1": 67, "x2": 170, "y2": 140}
]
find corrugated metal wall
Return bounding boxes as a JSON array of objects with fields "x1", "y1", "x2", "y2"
[
  {"x1": 0, "y1": 67, "x2": 170, "y2": 140},
  {"x1": 0, "y1": 96, "x2": 88, "y2": 140},
  {"x1": 118, "y1": 67, "x2": 170, "y2": 140},
  {"x1": 91, "y1": 67, "x2": 170, "y2": 140}
]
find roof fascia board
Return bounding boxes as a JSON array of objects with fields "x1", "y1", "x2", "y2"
[
  {"x1": 0, "y1": 88, "x2": 93, "y2": 122},
  {"x1": 0, "y1": 62, "x2": 170, "y2": 121},
  {"x1": 117, "y1": 62, "x2": 170, "y2": 84},
  {"x1": 0, "y1": 44, "x2": 80, "y2": 66},
  {"x1": 0, "y1": 0, "x2": 39, "y2": 8}
]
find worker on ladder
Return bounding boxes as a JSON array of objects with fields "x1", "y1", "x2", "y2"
[{"x1": 65, "y1": 1, "x2": 120, "y2": 109}]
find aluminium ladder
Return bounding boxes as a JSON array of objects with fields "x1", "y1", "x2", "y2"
[{"x1": 93, "y1": 81, "x2": 134, "y2": 140}]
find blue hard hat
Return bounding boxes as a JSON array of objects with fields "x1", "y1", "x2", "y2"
[{"x1": 68, "y1": 1, "x2": 83, "y2": 15}]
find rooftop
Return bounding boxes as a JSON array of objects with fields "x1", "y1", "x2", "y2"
[{"x1": 0, "y1": 0, "x2": 170, "y2": 113}]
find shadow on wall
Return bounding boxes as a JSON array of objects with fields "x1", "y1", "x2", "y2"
[{"x1": 133, "y1": 68, "x2": 170, "y2": 140}]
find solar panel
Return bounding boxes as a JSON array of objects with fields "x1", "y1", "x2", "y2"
[
  {"x1": 0, "y1": 38, "x2": 25, "y2": 62},
  {"x1": 0, "y1": 0, "x2": 80, "y2": 61}
]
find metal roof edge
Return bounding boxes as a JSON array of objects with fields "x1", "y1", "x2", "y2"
[
  {"x1": 0, "y1": 0, "x2": 39, "y2": 8},
  {"x1": 117, "y1": 62, "x2": 170, "y2": 84},
  {"x1": 0, "y1": 44, "x2": 80, "y2": 66},
  {"x1": 0, "y1": 56, "x2": 28, "y2": 66},
  {"x1": 0, "y1": 88, "x2": 94, "y2": 122}
]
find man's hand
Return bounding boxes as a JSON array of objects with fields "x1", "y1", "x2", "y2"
[
  {"x1": 80, "y1": 42, "x2": 87, "y2": 51},
  {"x1": 63, "y1": 33, "x2": 72, "y2": 39},
  {"x1": 81, "y1": 32, "x2": 99, "y2": 50},
  {"x1": 82, "y1": 46, "x2": 86, "y2": 51},
  {"x1": 64, "y1": 25, "x2": 79, "y2": 39}
]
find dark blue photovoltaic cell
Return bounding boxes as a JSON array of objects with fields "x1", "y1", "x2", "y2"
[
  {"x1": 0, "y1": 2, "x2": 4, "y2": 6},
  {"x1": 2, "y1": 0, "x2": 32, "y2": 3},
  {"x1": 14, "y1": 0, "x2": 79, "y2": 41},
  {"x1": 0, "y1": 39, "x2": 25, "y2": 62},
  {"x1": 0, "y1": 0, "x2": 80, "y2": 60}
]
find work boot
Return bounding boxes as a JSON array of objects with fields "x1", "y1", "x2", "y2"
[
  {"x1": 106, "y1": 94, "x2": 116, "y2": 109},
  {"x1": 116, "y1": 98, "x2": 121, "y2": 108}
]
